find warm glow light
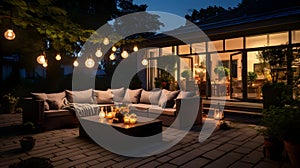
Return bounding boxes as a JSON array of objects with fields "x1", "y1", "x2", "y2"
[
  {"x1": 103, "y1": 37, "x2": 109, "y2": 45},
  {"x1": 55, "y1": 54, "x2": 61, "y2": 61},
  {"x1": 4, "y1": 29, "x2": 15, "y2": 40},
  {"x1": 109, "y1": 53, "x2": 116, "y2": 60},
  {"x1": 95, "y1": 48, "x2": 103, "y2": 57},
  {"x1": 73, "y1": 60, "x2": 79, "y2": 67},
  {"x1": 121, "y1": 50, "x2": 128, "y2": 58},
  {"x1": 133, "y1": 45, "x2": 138, "y2": 52},
  {"x1": 112, "y1": 46, "x2": 117, "y2": 52},
  {"x1": 141, "y1": 58, "x2": 148, "y2": 66},
  {"x1": 36, "y1": 55, "x2": 46, "y2": 64},
  {"x1": 42, "y1": 62, "x2": 48, "y2": 68},
  {"x1": 85, "y1": 57, "x2": 95, "y2": 68}
]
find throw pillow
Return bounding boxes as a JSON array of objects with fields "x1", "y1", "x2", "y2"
[
  {"x1": 176, "y1": 91, "x2": 195, "y2": 99},
  {"x1": 123, "y1": 88, "x2": 142, "y2": 104},
  {"x1": 65, "y1": 89, "x2": 94, "y2": 104},
  {"x1": 46, "y1": 99, "x2": 60, "y2": 110},
  {"x1": 93, "y1": 89, "x2": 114, "y2": 104},
  {"x1": 46, "y1": 91, "x2": 66, "y2": 109},
  {"x1": 140, "y1": 89, "x2": 161, "y2": 105},
  {"x1": 31, "y1": 93, "x2": 49, "y2": 111},
  {"x1": 111, "y1": 87, "x2": 125, "y2": 102},
  {"x1": 158, "y1": 89, "x2": 180, "y2": 108}
]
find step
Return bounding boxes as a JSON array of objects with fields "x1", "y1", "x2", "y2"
[{"x1": 203, "y1": 107, "x2": 262, "y2": 116}]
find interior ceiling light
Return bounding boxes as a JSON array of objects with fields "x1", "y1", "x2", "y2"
[{"x1": 95, "y1": 48, "x2": 103, "y2": 57}]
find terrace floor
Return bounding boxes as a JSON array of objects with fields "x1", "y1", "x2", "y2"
[{"x1": 0, "y1": 113, "x2": 292, "y2": 168}]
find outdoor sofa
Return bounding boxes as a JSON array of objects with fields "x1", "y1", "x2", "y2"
[{"x1": 21, "y1": 88, "x2": 202, "y2": 131}]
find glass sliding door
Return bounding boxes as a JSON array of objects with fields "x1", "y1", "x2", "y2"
[{"x1": 230, "y1": 52, "x2": 243, "y2": 99}]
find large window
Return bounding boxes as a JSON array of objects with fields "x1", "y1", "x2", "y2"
[
  {"x1": 225, "y1": 37, "x2": 243, "y2": 50},
  {"x1": 292, "y1": 30, "x2": 300, "y2": 44},
  {"x1": 246, "y1": 34, "x2": 268, "y2": 48},
  {"x1": 208, "y1": 40, "x2": 223, "y2": 52}
]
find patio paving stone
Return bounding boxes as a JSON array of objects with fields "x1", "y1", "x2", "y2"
[{"x1": 0, "y1": 113, "x2": 293, "y2": 168}]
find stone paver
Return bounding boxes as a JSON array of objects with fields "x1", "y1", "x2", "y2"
[{"x1": 0, "y1": 113, "x2": 292, "y2": 168}]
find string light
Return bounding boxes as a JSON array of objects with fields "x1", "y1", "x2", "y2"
[
  {"x1": 121, "y1": 50, "x2": 128, "y2": 58},
  {"x1": 103, "y1": 37, "x2": 109, "y2": 45},
  {"x1": 95, "y1": 48, "x2": 103, "y2": 57},
  {"x1": 73, "y1": 60, "x2": 79, "y2": 67},
  {"x1": 112, "y1": 46, "x2": 117, "y2": 52},
  {"x1": 4, "y1": 29, "x2": 15, "y2": 40},
  {"x1": 55, "y1": 53, "x2": 61, "y2": 61},
  {"x1": 85, "y1": 57, "x2": 95, "y2": 68},
  {"x1": 133, "y1": 45, "x2": 138, "y2": 52},
  {"x1": 141, "y1": 58, "x2": 148, "y2": 66},
  {"x1": 109, "y1": 53, "x2": 116, "y2": 60}
]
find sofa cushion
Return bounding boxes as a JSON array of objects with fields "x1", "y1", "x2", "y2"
[
  {"x1": 158, "y1": 89, "x2": 180, "y2": 108},
  {"x1": 123, "y1": 88, "x2": 142, "y2": 104},
  {"x1": 46, "y1": 91, "x2": 66, "y2": 109},
  {"x1": 44, "y1": 109, "x2": 73, "y2": 118},
  {"x1": 111, "y1": 87, "x2": 125, "y2": 102},
  {"x1": 65, "y1": 89, "x2": 94, "y2": 104},
  {"x1": 140, "y1": 90, "x2": 162, "y2": 105},
  {"x1": 31, "y1": 93, "x2": 49, "y2": 111},
  {"x1": 93, "y1": 89, "x2": 114, "y2": 104},
  {"x1": 148, "y1": 106, "x2": 177, "y2": 116}
]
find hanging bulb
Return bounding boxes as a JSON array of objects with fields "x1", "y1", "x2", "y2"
[
  {"x1": 55, "y1": 53, "x2": 61, "y2": 61},
  {"x1": 133, "y1": 45, "x2": 138, "y2": 52},
  {"x1": 112, "y1": 46, "x2": 117, "y2": 52},
  {"x1": 42, "y1": 61, "x2": 48, "y2": 68},
  {"x1": 141, "y1": 58, "x2": 148, "y2": 66},
  {"x1": 73, "y1": 60, "x2": 79, "y2": 67},
  {"x1": 85, "y1": 57, "x2": 95, "y2": 68},
  {"x1": 95, "y1": 48, "x2": 103, "y2": 57},
  {"x1": 37, "y1": 54, "x2": 46, "y2": 64},
  {"x1": 109, "y1": 53, "x2": 116, "y2": 60},
  {"x1": 121, "y1": 50, "x2": 128, "y2": 58},
  {"x1": 103, "y1": 37, "x2": 109, "y2": 45},
  {"x1": 4, "y1": 29, "x2": 15, "y2": 40}
]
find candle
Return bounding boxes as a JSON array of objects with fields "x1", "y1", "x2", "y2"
[
  {"x1": 124, "y1": 117, "x2": 130, "y2": 124},
  {"x1": 106, "y1": 112, "x2": 113, "y2": 119},
  {"x1": 129, "y1": 118, "x2": 136, "y2": 124}
]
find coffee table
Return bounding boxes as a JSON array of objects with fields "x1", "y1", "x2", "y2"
[{"x1": 79, "y1": 115, "x2": 162, "y2": 139}]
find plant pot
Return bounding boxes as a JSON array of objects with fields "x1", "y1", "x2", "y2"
[
  {"x1": 263, "y1": 137, "x2": 284, "y2": 160},
  {"x1": 19, "y1": 136, "x2": 36, "y2": 151},
  {"x1": 284, "y1": 140, "x2": 300, "y2": 168}
]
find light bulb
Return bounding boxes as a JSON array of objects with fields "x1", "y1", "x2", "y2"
[
  {"x1": 85, "y1": 58, "x2": 95, "y2": 68},
  {"x1": 42, "y1": 62, "x2": 48, "y2": 68},
  {"x1": 103, "y1": 37, "x2": 109, "y2": 45},
  {"x1": 73, "y1": 60, "x2": 79, "y2": 67},
  {"x1": 133, "y1": 46, "x2": 138, "y2": 52},
  {"x1": 141, "y1": 58, "x2": 148, "y2": 66},
  {"x1": 109, "y1": 53, "x2": 116, "y2": 60},
  {"x1": 4, "y1": 29, "x2": 15, "y2": 40},
  {"x1": 95, "y1": 48, "x2": 102, "y2": 57},
  {"x1": 112, "y1": 46, "x2": 117, "y2": 52},
  {"x1": 37, "y1": 55, "x2": 46, "y2": 64},
  {"x1": 121, "y1": 50, "x2": 128, "y2": 58},
  {"x1": 55, "y1": 54, "x2": 61, "y2": 61}
]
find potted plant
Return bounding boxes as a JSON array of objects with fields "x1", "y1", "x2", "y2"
[
  {"x1": 1, "y1": 93, "x2": 19, "y2": 113},
  {"x1": 20, "y1": 122, "x2": 36, "y2": 151},
  {"x1": 260, "y1": 105, "x2": 300, "y2": 166},
  {"x1": 213, "y1": 66, "x2": 229, "y2": 81},
  {"x1": 247, "y1": 72, "x2": 257, "y2": 86}
]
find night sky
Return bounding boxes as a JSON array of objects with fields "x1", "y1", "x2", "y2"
[{"x1": 133, "y1": 0, "x2": 241, "y2": 17}]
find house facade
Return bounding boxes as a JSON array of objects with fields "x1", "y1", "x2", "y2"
[{"x1": 140, "y1": 7, "x2": 300, "y2": 101}]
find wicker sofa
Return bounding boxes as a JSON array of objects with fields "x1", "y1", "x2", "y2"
[{"x1": 22, "y1": 88, "x2": 202, "y2": 131}]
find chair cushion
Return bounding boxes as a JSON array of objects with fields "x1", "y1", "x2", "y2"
[
  {"x1": 140, "y1": 90, "x2": 161, "y2": 105},
  {"x1": 123, "y1": 88, "x2": 142, "y2": 104},
  {"x1": 31, "y1": 93, "x2": 49, "y2": 111},
  {"x1": 158, "y1": 89, "x2": 180, "y2": 108},
  {"x1": 93, "y1": 89, "x2": 114, "y2": 104},
  {"x1": 111, "y1": 87, "x2": 125, "y2": 102},
  {"x1": 65, "y1": 89, "x2": 94, "y2": 104}
]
